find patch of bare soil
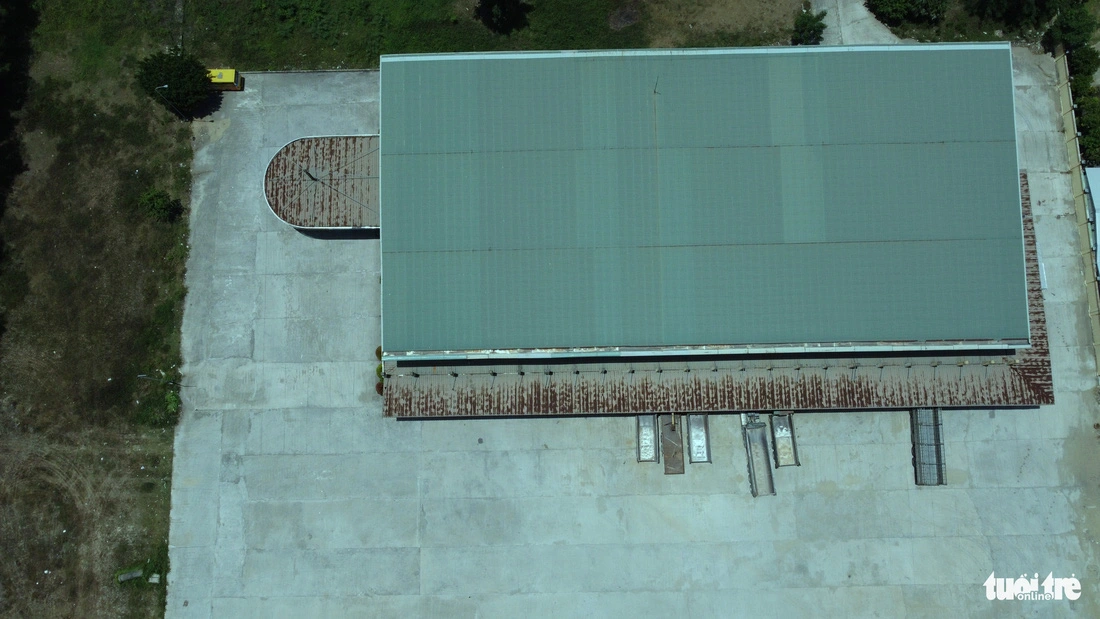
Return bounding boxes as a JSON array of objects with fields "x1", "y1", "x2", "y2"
[
  {"x1": 610, "y1": 1, "x2": 643, "y2": 30},
  {"x1": 646, "y1": 0, "x2": 802, "y2": 47}
]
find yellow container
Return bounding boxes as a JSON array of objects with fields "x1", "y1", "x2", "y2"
[{"x1": 207, "y1": 68, "x2": 243, "y2": 91}]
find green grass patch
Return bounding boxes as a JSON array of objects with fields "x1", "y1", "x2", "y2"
[{"x1": 184, "y1": 0, "x2": 648, "y2": 69}]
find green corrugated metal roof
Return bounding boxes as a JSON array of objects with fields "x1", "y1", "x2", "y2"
[{"x1": 380, "y1": 45, "x2": 1028, "y2": 357}]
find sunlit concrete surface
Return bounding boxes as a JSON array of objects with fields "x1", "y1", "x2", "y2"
[
  {"x1": 813, "y1": 0, "x2": 901, "y2": 45},
  {"x1": 168, "y1": 53, "x2": 1099, "y2": 617}
]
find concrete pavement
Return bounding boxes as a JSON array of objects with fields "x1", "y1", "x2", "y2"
[
  {"x1": 168, "y1": 53, "x2": 1100, "y2": 617},
  {"x1": 813, "y1": 0, "x2": 901, "y2": 45}
]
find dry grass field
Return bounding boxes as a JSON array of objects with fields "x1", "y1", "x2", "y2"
[
  {"x1": 1, "y1": 0, "x2": 188, "y2": 615},
  {"x1": 647, "y1": 0, "x2": 801, "y2": 47}
]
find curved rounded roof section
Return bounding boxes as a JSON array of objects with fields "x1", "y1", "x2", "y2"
[{"x1": 264, "y1": 136, "x2": 379, "y2": 228}]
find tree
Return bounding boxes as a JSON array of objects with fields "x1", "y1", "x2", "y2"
[
  {"x1": 1069, "y1": 46, "x2": 1100, "y2": 81},
  {"x1": 1079, "y1": 133, "x2": 1100, "y2": 165},
  {"x1": 135, "y1": 50, "x2": 209, "y2": 118},
  {"x1": 965, "y1": 0, "x2": 1058, "y2": 27},
  {"x1": 793, "y1": 8, "x2": 828, "y2": 45},
  {"x1": 1072, "y1": 72, "x2": 1096, "y2": 98},
  {"x1": 475, "y1": 0, "x2": 533, "y2": 35},
  {"x1": 1076, "y1": 95, "x2": 1100, "y2": 133},
  {"x1": 1045, "y1": 4, "x2": 1098, "y2": 51}
]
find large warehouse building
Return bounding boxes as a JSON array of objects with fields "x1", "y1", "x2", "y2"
[{"x1": 374, "y1": 43, "x2": 1051, "y2": 421}]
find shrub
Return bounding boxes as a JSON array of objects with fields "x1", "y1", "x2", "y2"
[
  {"x1": 793, "y1": 7, "x2": 828, "y2": 45},
  {"x1": 866, "y1": 0, "x2": 948, "y2": 26},
  {"x1": 164, "y1": 390, "x2": 180, "y2": 416},
  {"x1": 139, "y1": 188, "x2": 183, "y2": 222}
]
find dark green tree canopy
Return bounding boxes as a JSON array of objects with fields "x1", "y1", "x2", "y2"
[
  {"x1": 1069, "y1": 46, "x2": 1100, "y2": 80},
  {"x1": 964, "y1": 0, "x2": 1093, "y2": 28},
  {"x1": 866, "y1": 0, "x2": 949, "y2": 26},
  {"x1": 792, "y1": 8, "x2": 828, "y2": 45},
  {"x1": 475, "y1": 0, "x2": 533, "y2": 35},
  {"x1": 136, "y1": 50, "x2": 209, "y2": 118},
  {"x1": 1045, "y1": 4, "x2": 1098, "y2": 51},
  {"x1": 1080, "y1": 133, "x2": 1100, "y2": 165}
]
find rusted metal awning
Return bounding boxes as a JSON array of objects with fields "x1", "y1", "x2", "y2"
[
  {"x1": 383, "y1": 173, "x2": 1052, "y2": 418},
  {"x1": 264, "y1": 136, "x2": 379, "y2": 228}
]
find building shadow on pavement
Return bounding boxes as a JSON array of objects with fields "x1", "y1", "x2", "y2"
[{"x1": 297, "y1": 227, "x2": 379, "y2": 240}]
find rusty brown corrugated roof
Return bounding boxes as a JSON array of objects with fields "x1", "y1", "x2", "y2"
[
  {"x1": 383, "y1": 173, "x2": 1052, "y2": 418},
  {"x1": 264, "y1": 136, "x2": 379, "y2": 228}
]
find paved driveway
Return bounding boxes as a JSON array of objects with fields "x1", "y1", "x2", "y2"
[
  {"x1": 168, "y1": 58, "x2": 1099, "y2": 617},
  {"x1": 813, "y1": 0, "x2": 900, "y2": 45}
]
